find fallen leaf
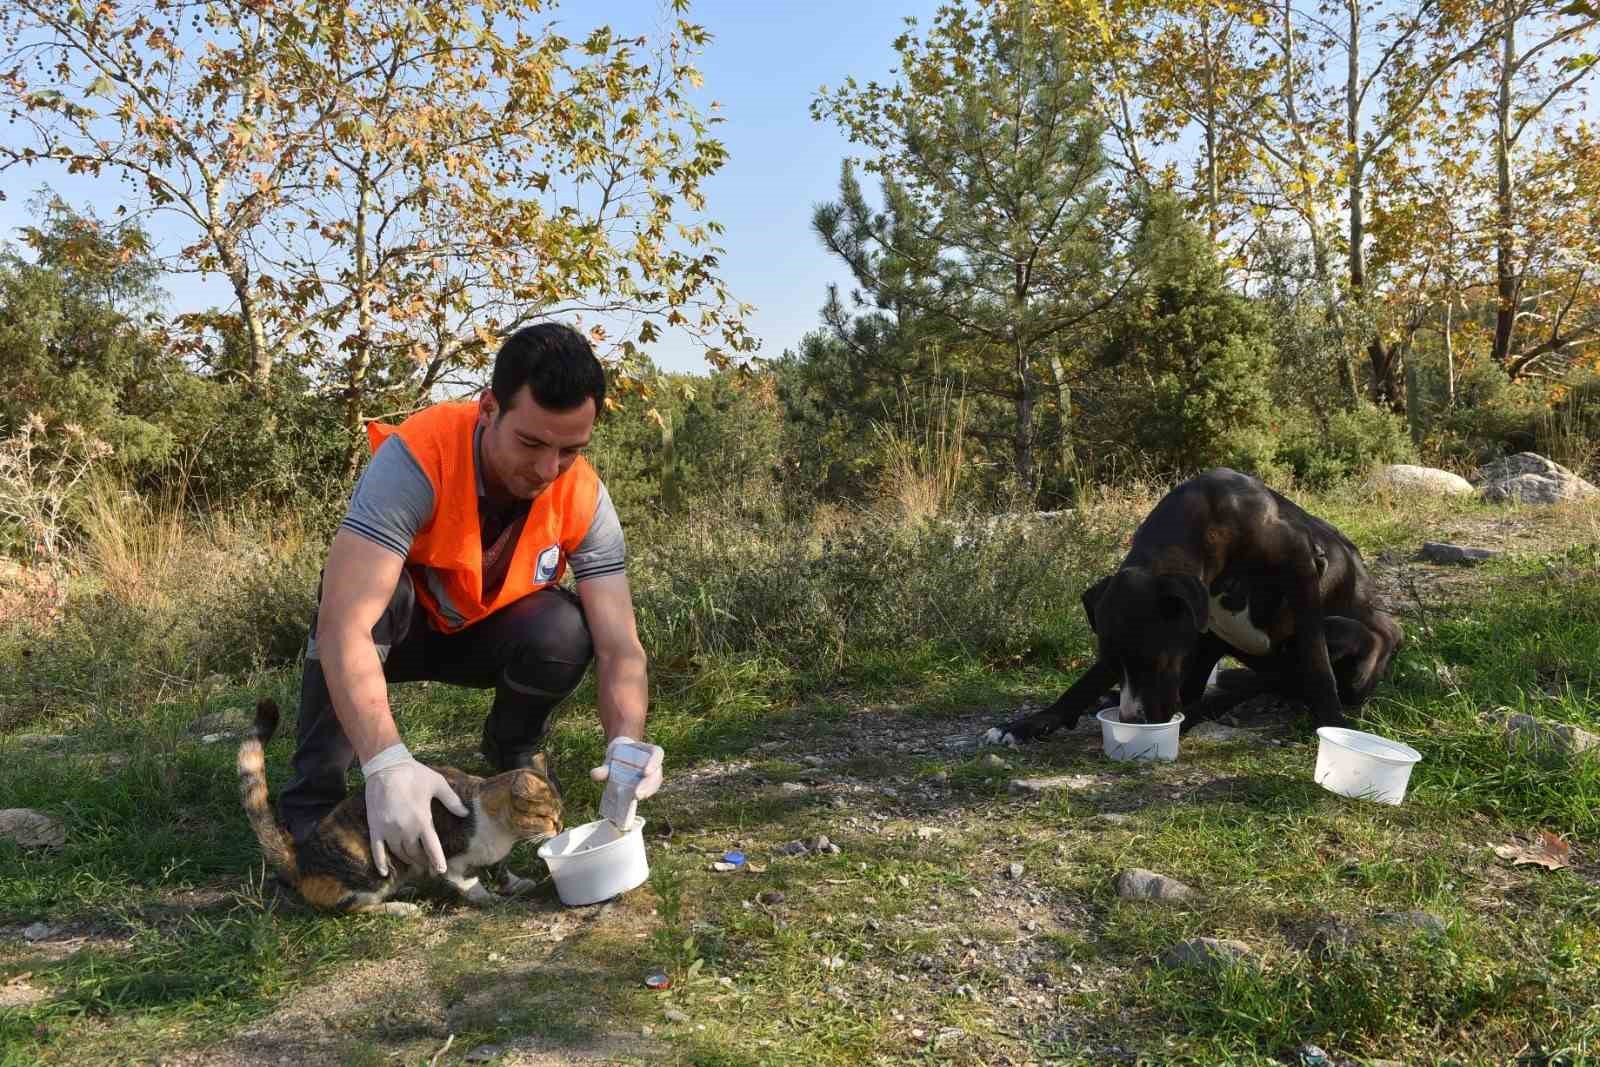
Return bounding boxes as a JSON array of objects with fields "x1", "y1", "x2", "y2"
[{"x1": 1493, "y1": 830, "x2": 1572, "y2": 870}]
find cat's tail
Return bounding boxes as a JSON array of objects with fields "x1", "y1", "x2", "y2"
[{"x1": 237, "y1": 699, "x2": 300, "y2": 881}]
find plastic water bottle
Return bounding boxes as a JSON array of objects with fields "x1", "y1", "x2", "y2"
[{"x1": 599, "y1": 740, "x2": 653, "y2": 830}]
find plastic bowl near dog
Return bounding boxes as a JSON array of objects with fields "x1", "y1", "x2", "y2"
[
  {"x1": 537, "y1": 817, "x2": 649, "y2": 906},
  {"x1": 1096, "y1": 708, "x2": 1183, "y2": 762},
  {"x1": 1313, "y1": 727, "x2": 1421, "y2": 806}
]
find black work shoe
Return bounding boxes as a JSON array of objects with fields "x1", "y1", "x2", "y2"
[{"x1": 481, "y1": 720, "x2": 562, "y2": 796}]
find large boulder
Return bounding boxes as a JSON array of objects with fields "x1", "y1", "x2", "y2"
[
  {"x1": 1371, "y1": 464, "x2": 1475, "y2": 497},
  {"x1": 1475, "y1": 453, "x2": 1598, "y2": 504}
]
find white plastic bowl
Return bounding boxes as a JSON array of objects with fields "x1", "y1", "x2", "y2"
[
  {"x1": 1314, "y1": 727, "x2": 1422, "y2": 805},
  {"x1": 1097, "y1": 708, "x2": 1184, "y2": 762},
  {"x1": 537, "y1": 817, "x2": 649, "y2": 906}
]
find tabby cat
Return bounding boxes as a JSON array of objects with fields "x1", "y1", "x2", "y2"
[{"x1": 238, "y1": 700, "x2": 563, "y2": 915}]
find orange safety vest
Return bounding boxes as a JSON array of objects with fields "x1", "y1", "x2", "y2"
[{"x1": 365, "y1": 401, "x2": 600, "y2": 634}]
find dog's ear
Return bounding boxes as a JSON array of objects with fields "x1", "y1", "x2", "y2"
[
  {"x1": 1162, "y1": 574, "x2": 1209, "y2": 631},
  {"x1": 1080, "y1": 575, "x2": 1113, "y2": 630}
]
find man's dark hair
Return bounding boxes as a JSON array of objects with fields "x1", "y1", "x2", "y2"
[{"x1": 491, "y1": 323, "x2": 606, "y2": 414}]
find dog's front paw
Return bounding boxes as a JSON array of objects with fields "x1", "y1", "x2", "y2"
[{"x1": 981, "y1": 726, "x2": 1021, "y2": 748}]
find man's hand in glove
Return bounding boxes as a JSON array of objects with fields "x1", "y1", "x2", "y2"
[{"x1": 362, "y1": 744, "x2": 469, "y2": 877}]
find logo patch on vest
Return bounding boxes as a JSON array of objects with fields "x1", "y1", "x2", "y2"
[{"x1": 535, "y1": 544, "x2": 561, "y2": 583}]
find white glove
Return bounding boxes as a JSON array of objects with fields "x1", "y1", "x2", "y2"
[
  {"x1": 589, "y1": 736, "x2": 664, "y2": 798},
  {"x1": 363, "y1": 744, "x2": 469, "y2": 877}
]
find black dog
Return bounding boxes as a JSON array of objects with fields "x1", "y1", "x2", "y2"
[{"x1": 986, "y1": 468, "x2": 1402, "y2": 744}]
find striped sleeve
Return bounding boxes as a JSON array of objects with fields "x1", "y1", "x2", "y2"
[
  {"x1": 569, "y1": 480, "x2": 626, "y2": 582},
  {"x1": 338, "y1": 436, "x2": 435, "y2": 559}
]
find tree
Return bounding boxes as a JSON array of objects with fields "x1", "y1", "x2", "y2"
[
  {"x1": 812, "y1": 1, "x2": 1132, "y2": 494},
  {"x1": 1, "y1": 0, "x2": 753, "y2": 419},
  {"x1": 1099, "y1": 193, "x2": 1276, "y2": 473}
]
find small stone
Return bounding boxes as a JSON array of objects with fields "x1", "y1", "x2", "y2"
[
  {"x1": 1498, "y1": 712, "x2": 1600, "y2": 759},
  {"x1": 1374, "y1": 910, "x2": 1446, "y2": 936},
  {"x1": 780, "y1": 782, "x2": 809, "y2": 795},
  {"x1": 1009, "y1": 774, "x2": 1099, "y2": 795},
  {"x1": 812, "y1": 835, "x2": 841, "y2": 855},
  {"x1": 758, "y1": 890, "x2": 786, "y2": 906},
  {"x1": 709, "y1": 861, "x2": 739, "y2": 873},
  {"x1": 823, "y1": 955, "x2": 846, "y2": 969},
  {"x1": 1416, "y1": 541, "x2": 1500, "y2": 566},
  {"x1": 981, "y1": 753, "x2": 1009, "y2": 770},
  {"x1": 1116, "y1": 868, "x2": 1193, "y2": 901},
  {"x1": 21, "y1": 922, "x2": 52, "y2": 942},
  {"x1": 464, "y1": 1045, "x2": 503, "y2": 1063},
  {"x1": 1296, "y1": 1044, "x2": 1331, "y2": 1066},
  {"x1": 1307, "y1": 921, "x2": 1362, "y2": 959},
  {"x1": 486, "y1": 951, "x2": 503, "y2": 963},
  {"x1": 1007, "y1": 862, "x2": 1025, "y2": 880},
  {"x1": 639, "y1": 1025, "x2": 654, "y2": 1037},
  {"x1": 1158, "y1": 937, "x2": 1256, "y2": 970},
  {"x1": 915, "y1": 826, "x2": 940, "y2": 840},
  {"x1": 0, "y1": 809, "x2": 66, "y2": 850},
  {"x1": 664, "y1": 1009, "x2": 689, "y2": 1024},
  {"x1": 777, "y1": 840, "x2": 810, "y2": 857},
  {"x1": 1025, "y1": 920, "x2": 1039, "y2": 932},
  {"x1": 802, "y1": 755, "x2": 826, "y2": 767},
  {"x1": 198, "y1": 732, "x2": 230, "y2": 744},
  {"x1": 896, "y1": 874, "x2": 911, "y2": 889},
  {"x1": 1091, "y1": 813, "x2": 1134, "y2": 827}
]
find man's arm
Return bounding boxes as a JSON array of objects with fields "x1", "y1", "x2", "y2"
[
  {"x1": 317, "y1": 528, "x2": 468, "y2": 874},
  {"x1": 316, "y1": 529, "x2": 408, "y2": 762},
  {"x1": 576, "y1": 572, "x2": 649, "y2": 743}
]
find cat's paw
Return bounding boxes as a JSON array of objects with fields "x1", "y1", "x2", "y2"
[
  {"x1": 495, "y1": 872, "x2": 541, "y2": 898},
  {"x1": 462, "y1": 881, "x2": 500, "y2": 907}
]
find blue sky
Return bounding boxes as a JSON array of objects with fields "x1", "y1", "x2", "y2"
[{"x1": 0, "y1": 1, "x2": 937, "y2": 375}]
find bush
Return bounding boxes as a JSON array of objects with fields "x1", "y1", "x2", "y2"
[{"x1": 1275, "y1": 404, "x2": 1416, "y2": 489}]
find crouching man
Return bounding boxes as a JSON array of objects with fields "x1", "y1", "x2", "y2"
[{"x1": 280, "y1": 322, "x2": 663, "y2": 878}]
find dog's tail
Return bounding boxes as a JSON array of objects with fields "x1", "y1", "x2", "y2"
[{"x1": 237, "y1": 699, "x2": 300, "y2": 881}]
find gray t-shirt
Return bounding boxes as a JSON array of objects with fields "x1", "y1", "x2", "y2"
[{"x1": 340, "y1": 434, "x2": 626, "y2": 585}]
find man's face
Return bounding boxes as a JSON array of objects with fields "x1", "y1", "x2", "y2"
[{"x1": 477, "y1": 386, "x2": 596, "y2": 501}]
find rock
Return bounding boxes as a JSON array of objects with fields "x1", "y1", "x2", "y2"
[
  {"x1": 663, "y1": 1008, "x2": 689, "y2": 1023},
  {"x1": 757, "y1": 890, "x2": 786, "y2": 906},
  {"x1": 812, "y1": 835, "x2": 841, "y2": 855},
  {"x1": 1497, "y1": 712, "x2": 1600, "y2": 760},
  {"x1": 779, "y1": 782, "x2": 809, "y2": 795},
  {"x1": 13, "y1": 734, "x2": 69, "y2": 750},
  {"x1": 1009, "y1": 774, "x2": 1099, "y2": 794},
  {"x1": 1091, "y1": 813, "x2": 1135, "y2": 827},
  {"x1": 914, "y1": 826, "x2": 940, "y2": 840},
  {"x1": 1416, "y1": 541, "x2": 1501, "y2": 566},
  {"x1": 1476, "y1": 452, "x2": 1599, "y2": 504},
  {"x1": 1372, "y1": 464, "x2": 1475, "y2": 497},
  {"x1": 464, "y1": 1045, "x2": 504, "y2": 1063},
  {"x1": 777, "y1": 840, "x2": 810, "y2": 857},
  {"x1": 1116, "y1": 868, "x2": 1193, "y2": 901},
  {"x1": 1374, "y1": 910, "x2": 1446, "y2": 936},
  {"x1": 0, "y1": 809, "x2": 65, "y2": 850},
  {"x1": 1158, "y1": 937, "x2": 1256, "y2": 970},
  {"x1": 1307, "y1": 921, "x2": 1362, "y2": 959},
  {"x1": 1185, "y1": 722, "x2": 1262, "y2": 743},
  {"x1": 1007, "y1": 862, "x2": 1025, "y2": 880},
  {"x1": 21, "y1": 922, "x2": 52, "y2": 942},
  {"x1": 823, "y1": 955, "x2": 845, "y2": 969},
  {"x1": 980, "y1": 753, "x2": 1009, "y2": 770},
  {"x1": 186, "y1": 709, "x2": 251, "y2": 738}
]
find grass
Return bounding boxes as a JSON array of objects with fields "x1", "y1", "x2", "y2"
[{"x1": 4, "y1": 486, "x2": 1600, "y2": 1064}]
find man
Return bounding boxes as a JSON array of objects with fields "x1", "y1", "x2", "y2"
[{"x1": 280, "y1": 322, "x2": 663, "y2": 879}]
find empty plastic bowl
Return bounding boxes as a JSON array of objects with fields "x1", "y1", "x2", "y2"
[
  {"x1": 537, "y1": 817, "x2": 649, "y2": 906},
  {"x1": 1097, "y1": 708, "x2": 1184, "y2": 762},
  {"x1": 1314, "y1": 727, "x2": 1421, "y2": 805}
]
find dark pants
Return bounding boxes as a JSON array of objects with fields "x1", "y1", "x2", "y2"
[{"x1": 279, "y1": 572, "x2": 594, "y2": 840}]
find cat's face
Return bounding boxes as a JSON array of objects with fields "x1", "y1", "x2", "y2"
[{"x1": 482, "y1": 754, "x2": 564, "y2": 842}]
